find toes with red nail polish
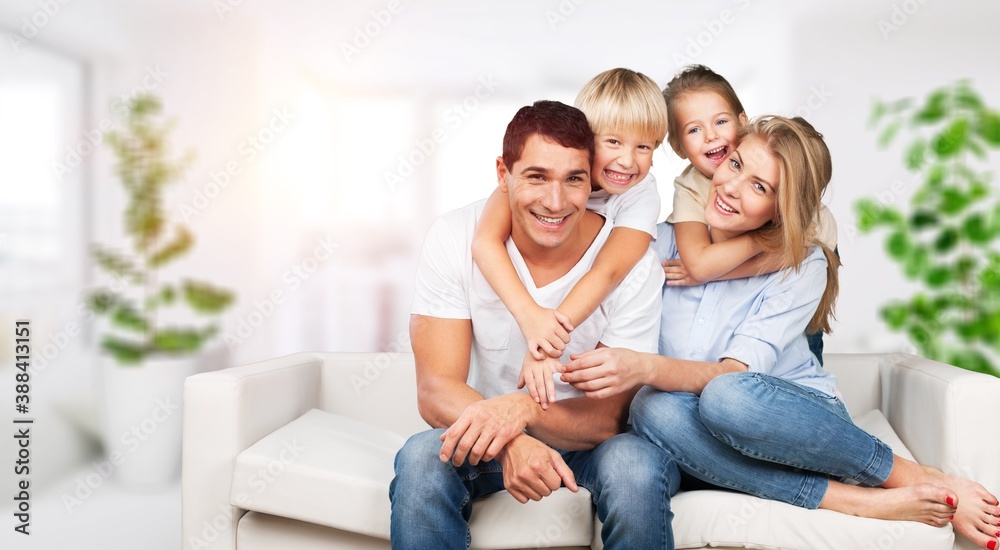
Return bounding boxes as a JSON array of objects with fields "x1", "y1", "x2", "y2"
[
  {"x1": 946, "y1": 496, "x2": 955, "y2": 506},
  {"x1": 987, "y1": 540, "x2": 997, "y2": 550}
]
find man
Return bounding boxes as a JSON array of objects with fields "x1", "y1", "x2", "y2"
[{"x1": 390, "y1": 100, "x2": 678, "y2": 549}]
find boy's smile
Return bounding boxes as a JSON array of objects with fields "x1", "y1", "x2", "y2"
[{"x1": 592, "y1": 130, "x2": 656, "y2": 195}]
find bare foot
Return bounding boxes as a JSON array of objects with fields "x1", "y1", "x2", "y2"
[
  {"x1": 924, "y1": 467, "x2": 1000, "y2": 549},
  {"x1": 821, "y1": 481, "x2": 955, "y2": 527}
]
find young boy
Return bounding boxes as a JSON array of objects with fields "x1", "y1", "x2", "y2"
[{"x1": 471, "y1": 68, "x2": 669, "y2": 407}]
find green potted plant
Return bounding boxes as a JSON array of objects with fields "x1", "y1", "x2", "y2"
[
  {"x1": 89, "y1": 94, "x2": 234, "y2": 486},
  {"x1": 855, "y1": 80, "x2": 1000, "y2": 377}
]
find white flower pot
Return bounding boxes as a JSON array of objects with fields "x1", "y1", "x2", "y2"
[{"x1": 99, "y1": 344, "x2": 228, "y2": 489}]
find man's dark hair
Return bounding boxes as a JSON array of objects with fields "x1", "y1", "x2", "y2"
[{"x1": 501, "y1": 100, "x2": 595, "y2": 169}]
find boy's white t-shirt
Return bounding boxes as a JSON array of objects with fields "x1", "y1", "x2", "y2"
[
  {"x1": 666, "y1": 164, "x2": 839, "y2": 248},
  {"x1": 411, "y1": 200, "x2": 664, "y2": 401},
  {"x1": 586, "y1": 173, "x2": 660, "y2": 239}
]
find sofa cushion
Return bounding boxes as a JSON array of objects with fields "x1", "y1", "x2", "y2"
[
  {"x1": 232, "y1": 408, "x2": 405, "y2": 539},
  {"x1": 668, "y1": 489, "x2": 953, "y2": 549},
  {"x1": 235, "y1": 407, "x2": 945, "y2": 549},
  {"x1": 232, "y1": 408, "x2": 593, "y2": 547}
]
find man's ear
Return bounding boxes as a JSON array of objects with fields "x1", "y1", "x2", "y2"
[{"x1": 496, "y1": 156, "x2": 510, "y2": 192}]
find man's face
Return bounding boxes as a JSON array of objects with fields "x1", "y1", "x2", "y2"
[{"x1": 497, "y1": 134, "x2": 592, "y2": 251}]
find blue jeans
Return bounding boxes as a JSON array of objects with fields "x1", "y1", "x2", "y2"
[
  {"x1": 389, "y1": 429, "x2": 681, "y2": 549},
  {"x1": 630, "y1": 371, "x2": 894, "y2": 509}
]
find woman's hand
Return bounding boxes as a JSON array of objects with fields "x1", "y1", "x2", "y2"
[
  {"x1": 561, "y1": 347, "x2": 649, "y2": 399},
  {"x1": 663, "y1": 259, "x2": 701, "y2": 286},
  {"x1": 517, "y1": 306, "x2": 575, "y2": 360}
]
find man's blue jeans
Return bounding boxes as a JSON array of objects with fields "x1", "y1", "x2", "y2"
[
  {"x1": 631, "y1": 371, "x2": 895, "y2": 509},
  {"x1": 389, "y1": 430, "x2": 681, "y2": 549}
]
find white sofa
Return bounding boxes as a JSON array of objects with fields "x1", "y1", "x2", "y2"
[{"x1": 182, "y1": 352, "x2": 1000, "y2": 550}]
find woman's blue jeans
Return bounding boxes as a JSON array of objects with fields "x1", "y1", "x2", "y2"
[
  {"x1": 389, "y1": 429, "x2": 681, "y2": 549},
  {"x1": 630, "y1": 371, "x2": 895, "y2": 509}
]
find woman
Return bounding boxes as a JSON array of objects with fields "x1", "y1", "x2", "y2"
[{"x1": 561, "y1": 116, "x2": 1000, "y2": 550}]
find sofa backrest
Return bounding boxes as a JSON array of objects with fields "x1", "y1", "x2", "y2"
[
  {"x1": 319, "y1": 351, "x2": 427, "y2": 437},
  {"x1": 822, "y1": 353, "x2": 883, "y2": 415},
  {"x1": 318, "y1": 352, "x2": 889, "y2": 439}
]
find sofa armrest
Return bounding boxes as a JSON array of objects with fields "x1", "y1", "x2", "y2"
[
  {"x1": 878, "y1": 353, "x2": 1000, "y2": 496},
  {"x1": 182, "y1": 352, "x2": 324, "y2": 550}
]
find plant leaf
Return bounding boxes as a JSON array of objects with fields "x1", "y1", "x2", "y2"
[
  {"x1": 961, "y1": 213, "x2": 991, "y2": 244},
  {"x1": 111, "y1": 303, "x2": 148, "y2": 333},
  {"x1": 903, "y1": 245, "x2": 930, "y2": 279},
  {"x1": 909, "y1": 210, "x2": 939, "y2": 230},
  {"x1": 955, "y1": 83, "x2": 983, "y2": 110},
  {"x1": 934, "y1": 226, "x2": 960, "y2": 252},
  {"x1": 977, "y1": 109, "x2": 1000, "y2": 146},
  {"x1": 905, "y1": 139, "x2": 927, "y2": 170},
  {"x1": 939, "y1": 188, "x2": 971, "y2": 215},
  {"x1": 87, "y1": 290, "x2": 122, "y2": 314},
  {"x1": 149, "y1": 226, "x2": 194, "y2": 267},
  {"x1": 100, "y1": 335, "x2": 146, "y2": 365},
  {"x1": 91, "y1": 244, "x2": 141, "y2": 282},
  {"x1": 913, "y1": 90, "x2": 946, "y2": 124},
  {"x1": 931, "y1": 118, "x2": 969, "y2": 158},
  {"x1": 877, "y1": 119, "x2": 902, "y2": 147},
  {"x1": 151, "y1": 326, "x2": 215, "y2": 353},
  {"x1": 880, "y1": 303, "x2": 909, "y2": 329},
  {"x1": 886, "y1": 231, "x2": 911, "y2": 260},
  {"x1": 869, "y1": 99, "x2": 887, "y2": 129},
  {"x1": 924, "y1": 266, "x2": 952, "y2": 288},
  {"x1": 182, "y1": 280, "x2": 235, "y2": 314}
]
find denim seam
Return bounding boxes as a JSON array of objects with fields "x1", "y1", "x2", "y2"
[
  {"x1": 459, "y1": 463, "x2": 503, "y2": 482},
  {"x1": 460, "y1": 492, "x2": 471, "y2": 550}
]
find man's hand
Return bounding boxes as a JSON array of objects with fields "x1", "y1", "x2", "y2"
[
  {"x1": 499, "y1": 433, "x2": 578, "y2": 503},
  {"x1": 517, "y1": 352, "x2": 561, "y2": 409},
  {"x1": 663, "y1": 259, "x2": 700, "y2": 286},
  {"x1": 439, "y1": 393, "x2": 536, "y2": 467},
  {"x1": 561, "y1": 347, "x2": 649, "y2": 399},
  {"x1": 519, "y1": 306, "x2": 574, "y2": 360}
]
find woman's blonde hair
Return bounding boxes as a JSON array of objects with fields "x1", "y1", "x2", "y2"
[
  {"x1": 745, "y1": 115, "x2": 840, "y2": 334},
  {"x1": 574, "y1": 68, "x2": 669, "y2": 146}
]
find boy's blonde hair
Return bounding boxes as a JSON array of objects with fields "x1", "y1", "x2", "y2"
[
  {"x1": 746, "y1": 115, "x2": 840, "y2": 334},
  {"x1": 574, "y1": 68, "x2": 669, "y2": 146},
  {"x1": 662, "y1": 65, "x2": 746, "y2": 157}
]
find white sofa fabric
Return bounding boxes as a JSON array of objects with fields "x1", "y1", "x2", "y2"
[{"x1": 182, "y1": 352, "x2": 1000, "y2": 550}]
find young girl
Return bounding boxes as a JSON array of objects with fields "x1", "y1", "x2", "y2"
[
  {"x1": 662, "y1": 65, "x2": 840, "y2": 360},
  {"x1": 663, "y1": 65, "x2": 838, "y2": 285},
  {"x1": 471, "y1": 68, "x2": 668, "y2": 409}
]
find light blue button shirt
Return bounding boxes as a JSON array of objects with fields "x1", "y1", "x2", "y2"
[{"x1": 653, "y1": 223, "x2": 839, "y2": 397}]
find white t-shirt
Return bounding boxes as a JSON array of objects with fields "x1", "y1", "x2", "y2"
[
  {"x1": 411, "y1": 200, "x2": 664, "y2": 401},
  {"x1": 586, "y1": 173, "x2": 660, "y2": 239}
]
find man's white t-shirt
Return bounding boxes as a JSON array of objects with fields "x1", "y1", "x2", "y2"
[
  {"x1": 586, "y1": 173, "x2": 660, "y2": 240},
  {"x1": 411, "y1": 199, "x2": 664, "y2": 401}
]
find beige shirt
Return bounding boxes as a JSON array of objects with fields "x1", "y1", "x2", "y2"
[{"x1": 666, "y1": 164, "x2": 838, "y2": 249}]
